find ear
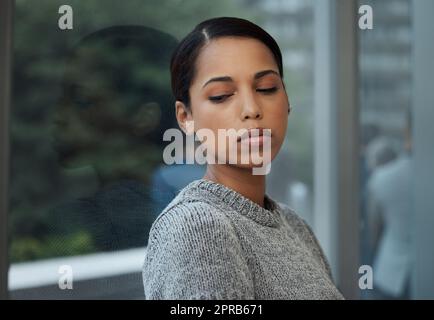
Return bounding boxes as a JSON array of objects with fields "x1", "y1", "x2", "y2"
[
  {"x1": 132, "y1": 101, "x2": 161, "y2": 135},
  {"x1": 175, "y1": 100, "x2": 194, "y2": 135}
]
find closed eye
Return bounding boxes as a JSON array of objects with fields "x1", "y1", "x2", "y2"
[
  {"x1": 208, "y1": 94, "x2": 234, "y2": 103},
  {"x1": 257, "y1": 87, "x2": 278, "y2": 94},
  {"x1": 208, "y1": 87, "x2": 278, "y2": 103}
]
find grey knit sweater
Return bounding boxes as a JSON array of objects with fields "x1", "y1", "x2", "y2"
[{"x1": 142, "y1": 178, "x2": 344, "y2": 300}]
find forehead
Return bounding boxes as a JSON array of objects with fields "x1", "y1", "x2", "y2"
[{"x1": 193, "y1": 37, "x2": 278, "y2": 84}]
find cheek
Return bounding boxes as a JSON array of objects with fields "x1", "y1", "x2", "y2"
[
  {"x1": 267, "y1": 100, "x2": 288, "y2": 134},
  {"x1": 191, "y1": 116, "x2": 216, "y2": 137},
  {"x1": 191, "y1": 104, "x2": 233, "y2": 132}
]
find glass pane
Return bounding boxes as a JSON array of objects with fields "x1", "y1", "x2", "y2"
[
  {"x1": 358, "y1": 0, "x2": 413, "y2": 299},
  {"x1": 264, "y1": 0, "x2": 315, "y2": 227},
  {"x1": 9, "y1": 0, "x2": 314, "y2": 299}
]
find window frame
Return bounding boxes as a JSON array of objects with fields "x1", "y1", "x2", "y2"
[
  {"x1": 0, "y1": 0, "x2": 14, "y2": 300},
  {"x1": 313, "y1": 0, "x2": 360, "y2": 299}
]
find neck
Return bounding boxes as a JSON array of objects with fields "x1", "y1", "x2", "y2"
[{"x1": 203, "y1": 164, "x2": 266, "y2": 208}]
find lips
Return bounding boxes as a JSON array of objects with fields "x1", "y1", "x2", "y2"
[{"x1": 237, "y1": 127, "x2": 271, "y2": 142}]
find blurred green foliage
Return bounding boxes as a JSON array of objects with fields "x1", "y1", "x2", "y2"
[{"x1": 10, "y1": 231, "x2": 96, "y2": 262}]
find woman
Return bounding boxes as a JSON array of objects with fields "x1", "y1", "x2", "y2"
[{"x1": 142, "y1": 17, "x2": 344, "y2": 300}]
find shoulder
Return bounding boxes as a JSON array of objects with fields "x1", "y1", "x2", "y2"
[
  {"x1": 276, "y1": 201, "x2": 310, "y2": 232},
  {"x1": 277, "y1": 201, "x2": 334, "y2": 279},
  {"x1": 147, "y1": 198, "x2": 237, "y2": 250},
  {"x1": 370, "y1": 155, "x2": 411, "y2": 188},
  {"x1": 143, "y1": 200, "x2": 254, "y2": 299}
]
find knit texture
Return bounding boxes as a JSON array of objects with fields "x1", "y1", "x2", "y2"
[{"x1": 142, "y1": 178, "x2": 345, "y2": 300}]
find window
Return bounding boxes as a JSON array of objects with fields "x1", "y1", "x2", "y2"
[
  {"x1": 7, "y1": 0, "x2": 315, "y2": 299},
  {"x1": 358, "y1": 0, "x2": 434, "y2": 299},
  {"x1": 6, "y1": 0, "x2": 433, "y2": 300},
  {"x1": 358, "y1": 0, "x2": 413, "y2": 299}
]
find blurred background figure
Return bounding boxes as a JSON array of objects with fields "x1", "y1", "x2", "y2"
[{"x1": 364, "y1": 111, "x2": 413, "y2": 299}]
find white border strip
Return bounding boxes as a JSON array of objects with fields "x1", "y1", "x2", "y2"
[{"x1": 9, "y1": 247, "x2": 146, "y2": 290}]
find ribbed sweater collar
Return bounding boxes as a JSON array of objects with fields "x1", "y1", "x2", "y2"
[{"x1": 180, "y1": 179, "x2": 281, "y2": 228}]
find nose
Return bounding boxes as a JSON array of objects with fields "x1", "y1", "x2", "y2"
[{"x1": 240, "y1": 92, "x2": 263, "y2": 121}]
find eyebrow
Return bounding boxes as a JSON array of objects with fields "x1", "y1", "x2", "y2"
[{"x1": 202, "y1": 69, "x2": 280, "y2": 88}]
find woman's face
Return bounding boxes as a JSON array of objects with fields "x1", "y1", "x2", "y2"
[{"x1": 179, "y1": 36, "x2": 289, "y2": 171}]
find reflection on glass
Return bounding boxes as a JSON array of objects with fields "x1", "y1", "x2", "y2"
[
  {"x1": 49, "y1": 25, "x2": 181, "y2": 252},
  {"x1": 358, "y1": 0, "x2": 413, "y2": 300},
  {"x1": 9, "y1": 0, "x2": 314, "y2": 299}
]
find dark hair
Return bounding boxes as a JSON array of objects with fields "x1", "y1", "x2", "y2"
[{"x1": 170, "y1": 17, "x2": 284, "y2": 109}]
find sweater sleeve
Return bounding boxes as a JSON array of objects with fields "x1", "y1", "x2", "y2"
[{"x1": 142, "y1": 201, "x2": 255, "y2": 300}]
